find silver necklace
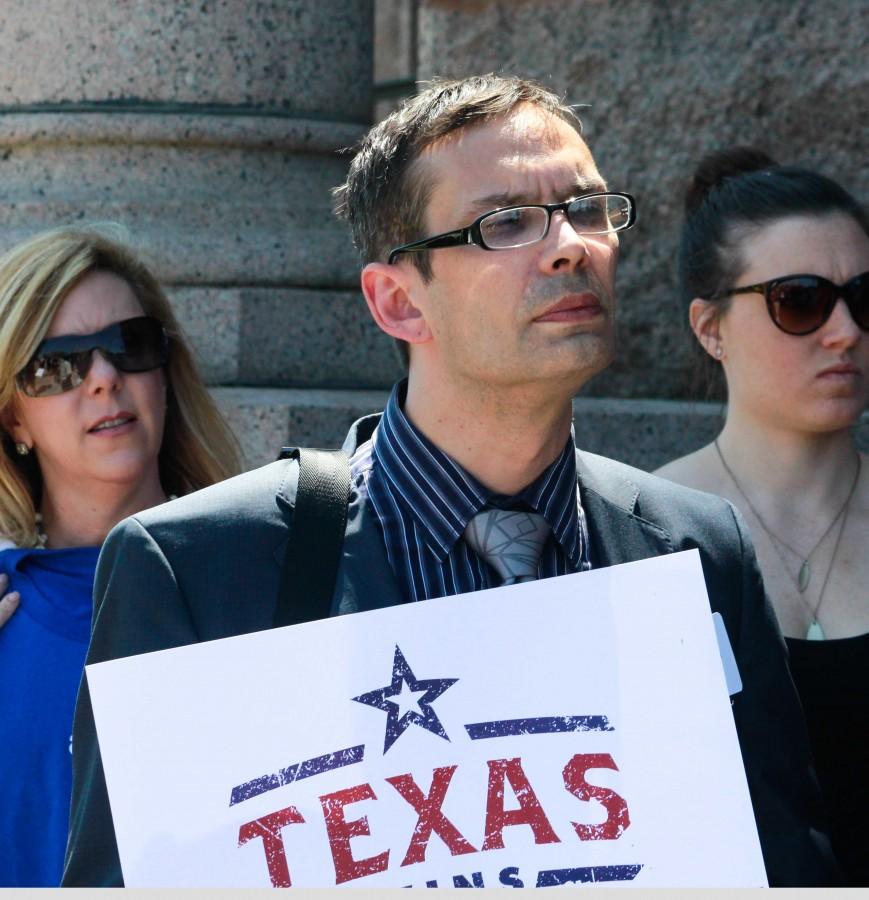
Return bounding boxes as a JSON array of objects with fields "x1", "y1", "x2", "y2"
[
  {"x1": 714, "y1": 440, "x2": 859, "y2": 591},
  {"x1": 714, "y1": 441, "x2": 861, "y2": 640},
  {"x1": 803, "y1": 502, "x2": 851, "y2": 640}
]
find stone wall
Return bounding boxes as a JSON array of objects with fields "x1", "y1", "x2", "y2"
[
  {"x1": 1, "y1": 1, "x2": 865, "y2": 470},
  {"x1": 415, "y1": 0, "x2": 868, "y2": 402},
  {"x1": 0, "y1": 0, "x2": 391, "y2": 468}
]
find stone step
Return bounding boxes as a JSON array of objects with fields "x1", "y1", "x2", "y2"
[
  {"x1": 215, "y1": 387, "x2": 390, "y2": 469},
  {"x1": 170, "y1": 287, "x2": 401, "y2": 388},
  {"x1": 213, "y1": 387, "x2": 869, "y2": 473}
]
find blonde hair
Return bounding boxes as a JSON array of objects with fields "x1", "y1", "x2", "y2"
[{"x1": 0, "y1": 225, "x2": 242, "y2": 547}]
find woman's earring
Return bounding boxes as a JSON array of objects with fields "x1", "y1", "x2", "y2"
[
  {"x1": 14, "y1": 442, "x2": 30, "y2": 456},
  {"x1": 714, "y1": 345, "x2": 724, "y2": 360}
]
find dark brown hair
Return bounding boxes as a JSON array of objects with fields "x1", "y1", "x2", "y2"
[
  {"x1": 334, "y1": 74, "x2": 583, "y2": 280},
  {"x1": 679, "y1": 146, "x2": 869, "y2": 308}
]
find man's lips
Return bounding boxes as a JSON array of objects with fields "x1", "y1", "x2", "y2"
[
  {"x1": 533, "y1": 292, "x2": 603, "y2": 323},
  {"x1": 88, "y1": 412, "x2": 137, "y2": 434}
]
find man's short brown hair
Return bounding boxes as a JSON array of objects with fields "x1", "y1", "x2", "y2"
[{"x1": 333, "y1": 74, "x2": 583, "y2": 282}]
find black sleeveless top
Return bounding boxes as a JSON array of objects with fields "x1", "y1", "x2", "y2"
[{"x1": 786, "y1": 632, "x2": 869, "y2": 886}]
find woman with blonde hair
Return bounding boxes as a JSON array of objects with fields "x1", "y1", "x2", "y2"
[
  {"x1": 657, "y1": 147, "x2": 869, "y2": 884},
  {"x1": 0, "y1": 225, "x2": 241, "y2": 885}
]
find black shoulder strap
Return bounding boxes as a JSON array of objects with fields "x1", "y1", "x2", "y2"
[{"x1": 273, "y1": 447, "x2": 351, "y2": 628}]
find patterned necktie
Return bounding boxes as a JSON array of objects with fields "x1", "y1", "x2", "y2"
[{"x1": 463, "y1": 509, "x2": 551, "y2": 586}]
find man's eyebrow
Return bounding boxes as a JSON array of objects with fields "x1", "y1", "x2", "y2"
[
  {"x1": 463, "y1": 191, "x2": 526, "y2": 216},
  {"x1": 571, "y1": 175, "x2": 608, "y2": 195},
  {"x1": 460, "y1": 176, "x2": 609, "y2": 219}
]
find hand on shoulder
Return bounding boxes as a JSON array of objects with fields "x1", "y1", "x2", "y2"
[{"x1": 0, "y1": 571, "x2": 20, "y2": 628}]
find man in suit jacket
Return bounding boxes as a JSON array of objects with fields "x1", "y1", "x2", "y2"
[{"x1": 64, "y1": 75, "x2": 837, "y2": 886}]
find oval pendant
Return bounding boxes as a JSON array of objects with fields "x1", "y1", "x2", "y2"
[
  {"x1": 806, "y1": 620, "x2": 825, "y2": 641},
  {"x1": 797, "y1": 560, "x2": 811, "y2": 592}
]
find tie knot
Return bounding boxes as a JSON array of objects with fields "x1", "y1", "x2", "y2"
[{"x1": 463, "y1": 508, "x2": 551, "y2": 586}]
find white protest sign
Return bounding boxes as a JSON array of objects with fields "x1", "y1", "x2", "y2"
[{"x1": 87, "y1": 549, "x2": 766, "y2": 888}]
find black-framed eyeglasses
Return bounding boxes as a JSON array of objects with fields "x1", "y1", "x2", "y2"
[
  {"x1": 16, "y1": 316, "x2": 169, "y2": 397},
  {"x1": 387, "y1": 192, "x2": 636, "y2": 265},
  {"x1": 716, "y1": 271, "x2": 869, "y2": 335}
]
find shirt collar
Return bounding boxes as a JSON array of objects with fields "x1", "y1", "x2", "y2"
[
  {"x1": 372, "y1": 380, "x2": 582, "y2": 567},
  {"x1": 373, "y1": 382, "x2": 485, "y2": 559}
]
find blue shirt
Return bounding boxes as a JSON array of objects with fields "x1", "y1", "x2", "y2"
[
  {"x1": 349, "y1": 381, "x2": 591, "y2": 602},
  {"x1": 0, "y1": 545, "x2": 99, "y2": 887}
]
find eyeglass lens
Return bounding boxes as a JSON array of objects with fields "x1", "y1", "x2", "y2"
[
  {"x1": 480, "y1": 195, "x2": 631, "y2": 249},
  {"x1": 19, "y1": 317, "x2": 168, "y2": 397},
  {"x1": 770, "y1": 274, "x2": 869, "y2": 334}
]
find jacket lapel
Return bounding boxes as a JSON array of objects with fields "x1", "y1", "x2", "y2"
[{"x1": 575, "y1": 450, "x2": 675, "y2": 567}]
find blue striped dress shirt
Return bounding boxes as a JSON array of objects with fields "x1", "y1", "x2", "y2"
[{"x1": 349, "y1": 381, "x2": 591, "y2": 603}]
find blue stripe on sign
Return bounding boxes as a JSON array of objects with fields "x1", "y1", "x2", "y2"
[
  {"x1": 465, "y1": 715, "x2": 614, "y2": 739},
  {"x1": 229, "y1": 744, "x2": 365, "y2": 806},
  {"x1": 536, "y1": 864, "x2": 643, "y2": 886}
]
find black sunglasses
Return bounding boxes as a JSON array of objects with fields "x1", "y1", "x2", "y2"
[
  {"x1": 17, "y1": 316, "x2": 169, "y2": 397},
  {"x1": 718, "y1": 271, "x2": 869, "y2": 335}
]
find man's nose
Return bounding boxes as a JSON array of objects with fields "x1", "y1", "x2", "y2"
[{"x1": 537, "y1": 210, "x2": 590, "y2": 274}]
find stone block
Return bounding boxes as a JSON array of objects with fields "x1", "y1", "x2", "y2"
[
  {"x1": 236, "y1": 288, "x2": 401, "y2": 387},
  {"x1": 214, "y1": 386, "x2": 869, "y2": 475},
  {"x1": 168, "y1": 286, "x2": 402, "y2": 388},
  {"x1": 572, "y1": 397, "x2": 723, "y2": 472},
  {"x1": 168, "y1": 287, "x2": 241, "y2": 383},
  {"x1": 215, "y1": 387, "x2": 296, "y2": 471},
  {"x1": 375, "y1": 0, "x2": 416, "y2": 83},
  {"x1": 416, "y1": 0, "x2": 868, "y2": 400},
  {"x1": 0, "y1": 0, "x2": 373, "y2": 119},
  {"x1": 575, "y1": 401, "x2": 869, "y2": 472},
  {"x1": 214, "y1": 386, "x2": 389, "y2": 469}
]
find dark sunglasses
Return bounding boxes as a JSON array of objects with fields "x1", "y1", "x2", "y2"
[
  {"x1": 719, "y1": 271, "x2": 869, "y2": 335},
  {"x1": 17, "y1": 316, "x2": 169, "y2": 397}
]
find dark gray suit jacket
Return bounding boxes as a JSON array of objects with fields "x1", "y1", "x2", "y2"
[{"x1": 63, "y1": 415, "x2": 837, "y2": 886}]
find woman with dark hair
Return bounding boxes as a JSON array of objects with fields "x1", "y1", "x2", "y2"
[
  {"x1": 657, "y1": 147, "x2": 869, "y2": 884},
  {"x1": 0, "y1": 225, "x2": 242, "y2": 885}
]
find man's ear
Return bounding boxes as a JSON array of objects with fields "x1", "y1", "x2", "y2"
[
  {"x1": 689, "y1": 298, "x2": 724, "y2": 360},
  {"x1": 360, "y1": 262, "x2": 432, "y2": 345}
]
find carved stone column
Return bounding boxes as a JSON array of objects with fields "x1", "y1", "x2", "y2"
[{"x1": 0, "y1": 0, "x2": 399, "y2": 465}]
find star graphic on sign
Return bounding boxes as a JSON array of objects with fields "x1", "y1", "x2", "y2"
[
  {"x1": 391, "y1": 680, "x2": 426, "y2": 719},
  {"x1": 352, "y1": 645, "x2": 458, "y2": 753}
]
